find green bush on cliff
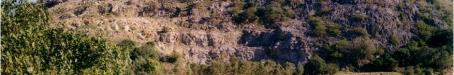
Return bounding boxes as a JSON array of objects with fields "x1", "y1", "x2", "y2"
[{"x1": 304, "y1": 56, "x2": 338, "y2": 75}]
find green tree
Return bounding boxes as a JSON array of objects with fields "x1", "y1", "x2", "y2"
[{"x1": 1, "y1": 1, "x2": 130, "y2": 74}]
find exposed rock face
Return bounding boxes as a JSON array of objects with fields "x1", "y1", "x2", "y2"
[{"x1": 46, "y1": 0, "x2": 451, "y2": 64}]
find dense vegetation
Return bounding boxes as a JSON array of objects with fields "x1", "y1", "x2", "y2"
[
  {"x1": 0, "y1": 2, "x2": 167, "y2": 74},
  {"x1": 2, "y1": 0, "x2": 452, "y2": 75},
  {"x1": 190, "y1": 57, "x2": 305, "y2": 75},
  {"x1": 232, "y1": 0, "x2": 295, "y2": 25},
  {"x1": 1, "y1": 1, "x2": 130, "y2": 74}
]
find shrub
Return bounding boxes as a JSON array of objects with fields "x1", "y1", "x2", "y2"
[
  {"x1": 230, "y1": 0, "x2": 244, "y2": 16},
  {"x1": 389, "y1": 34, "x2": 400, "y2": 45},
  {"x1": 288, "y1": 0, "x2": 304, "y2": 7},
  {"x1": 282, "y1": 62, "x2": 296, "y2": 75},
  {"x1": 307, "y1": 17, "x2": 340, "y2": 37},
  {"x1": 188, "y1": 64, "x2": 209, "y2": 75},
  {"x1": 351, "y1": 27, "x2": 369, "y2": 37},
  {"x1": 233, "y1": 1, "x2": 295, "y2": 24},
  {"x1": 118, "y1": 39, "x2": 136, "y2": 48},
  {"x1": 441, "y1": 12, "x2": 452, "y2": 27},
  {"x1": 256, "y1": 1, "x2": 294, "y2": 24},
  {"x1": 130, "y1": 42, "x2": 163, "y2": 75},
  {"x1": 262, "y1": 1, "x2": 288, "y2": 23},
  {"x1": 327, "y1": 22, "x2": 341, "y2": 36},
  {"x1": 319, "y1": 6, "x2": 331, "y2": 15},
  {"x1": 233, "y1": 5, "x2": 258, "y2": 24},
  {"x1": 189, "y1": 58, "x2": 304, "y2": 75},
  {"x1": 403, "y1": 66, "x2": 434, "y2": 75},
  {"x1": 418, "y1": 13, "x2": 432, "y2": 24},
  {"x1": 131, "y1": 42, "x2": 160, "y2": 60},
  {"x1": 366, "y1": 53, "x2": 398, "y2": 71},
  {"x1": 414, "y1": 21, "x2": 436, "y2": 39},
  {"x1": 392, "y1": 39, "x2": 452, "y2": 72},
  {"x1": 206, "y1": 59, "x2": 228, "y2": 75},
  {"x1": 427, "y1": 30, "x2": 452, "y2": 47},
  {"x1": 326, "y1": 39, "x2": 350, "y2": 59},
  {"x1": 309, "y1": 17, "x2": 327, "y2": 37},
  {"x1": 237, "y1": 60, "x2": 257, "y2": 75},
  {"x1": 352, "y1": 37, "x2": 383, "y2": 65},
  {"x1": 304, "y1": 56, "x2": 339, "y2": 75},
  {"x1": 133, "y1": 58, "x2": 163, "y2": 75},
  {"x1": 335, "y1": 39, "x2": 350, "y2": 49},
  {"x1": 314, "y1": 24, "x2": 327, "y2": 37},
  {"x1": 352, "y1": 13, "x2": 368, "y2": 22},
  {"x1": 324, "y1": 37, "x2": 383, "y2": 66},
  {"x1": 295, "y1": 63, "x2": 305, "y2": 75}
]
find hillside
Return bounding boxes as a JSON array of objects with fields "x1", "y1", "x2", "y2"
[{"x1": 2, "y1": 0, "x2": 453, "y2": 75}]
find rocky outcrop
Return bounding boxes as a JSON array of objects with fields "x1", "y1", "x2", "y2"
[{"x1": 46, "y1": 0, "x2": 451, "y2": 64}]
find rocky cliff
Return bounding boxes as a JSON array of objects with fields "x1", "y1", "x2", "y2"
[{"x1": 46, "y1": 0, "x2": 452, "y2": 64}]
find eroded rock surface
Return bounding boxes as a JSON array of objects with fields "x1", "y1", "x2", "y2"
[{"x1": 47, "y1": 0, "x2": 452, "y2": 64}]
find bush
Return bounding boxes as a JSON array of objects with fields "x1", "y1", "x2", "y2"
[
  {"x1": 133, "y1": 58, "x2": 163, "y2": 75},
  {"x1": 295, "y1": 63, "x2": 305, "y2": 75},
  {"x1": 304, "y1": 56, "x2": 338, "y2": 75},
  {"x1": 237, "y1": 60, "x2": 256, "y2": 75},
  {"x1": 288, "y1": 0, "x2": 304, "y2": 7},
  {"x1": 327, "y1": 22, "x2": 341, "y2": 36},
  {"x1": 391, "y1": 39, "x2": 452, "y2": 73},
  {"x1": 118, "y1": 39, "x2": 137, "y2": 48},
  {"x1": 366, "y1": 53, "x2": 398, "y2": 71},
  {"x1": 281, "y1": 62, "x2": 296, "y2": 75},
  {"x1": 256, "y1": 1, "x2": 294, "y2": 24},
  {"x1": 230, "y1": 0, "x2": 244, "y2": 16},
  {"x1": 414, "y1": 21, "x2": 436, "y2": 39},
  {"x1": 189, "y1": 57, "x2": 304, "y2": 75},
  {"x1": 351, "y1": 27, "x2": 369, "y2": 37},
  {"x1": 130, "y1": 42, "x2": 163, "y2": 75},
  {"x1": 323, "y1": 37, "x2": 383, "y2": 67},
  {"x1": 309, "y1": 17, "x2": 327, "y2": 37},
  {"x1": 352, "y1": 13, "x2": 368, "y2": 22},
  {"x1": 233, "y1": 5, "x2": 258, "y2": 24},
  {"x1": 441, "y1": 12, "x2": 452, "y2": 27},
  {"x1": 427, "y1": 29, "x2": 452, "y2": 47},
  {"x1": 389, "y1": 34, "x2": 400, "y2": 45},
  {"x1": 327, "y1": 39, "x2": 350, "y2": 59},
  {"x1": 260, "y1": 1, "x2": 287, "y2": 23},
  {"x1": 352, "y1": 37, "x2": 383, "y2": 65},
  {"x1": 335, "y1": 39, "x2": 350, "y2": 49},
  {"x1": 1, "y1": 1, "x2": 130, "y2": 74},
  {"x1": 319, "y1": 6, "x2": 331, "y2": 15},
  {"x1": 403, "y1": 66, "x2": 434, "y2": 75},
  {"x1": 233, "y1": 1, "x2": 295, "y2": 24},
  {"x1": 361, "y1": 30, "x2": 452, "y2": 72}
]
